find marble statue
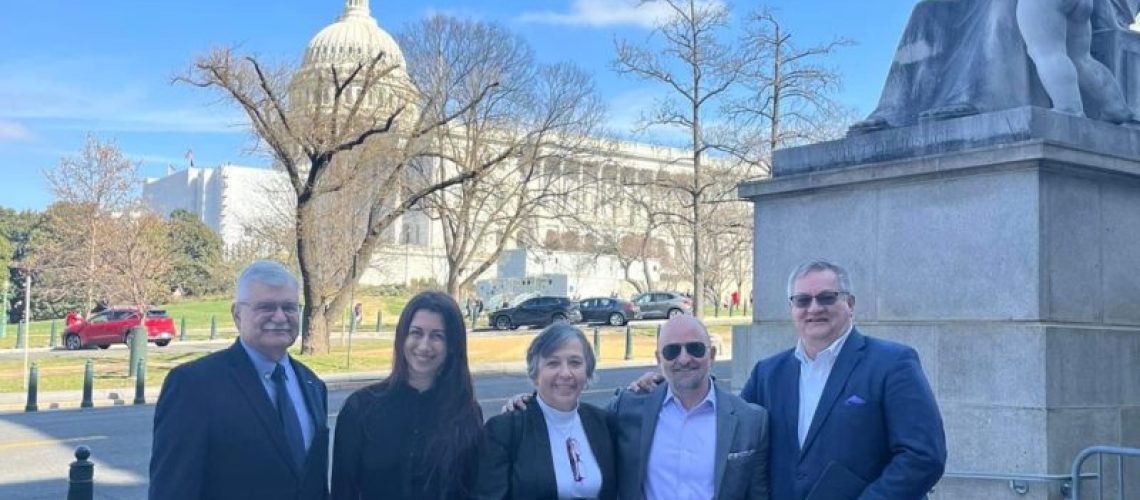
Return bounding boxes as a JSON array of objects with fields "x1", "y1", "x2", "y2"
[
  {"x1": 850, "y1": 0, "x2": 1140, "y2": 134},
  {"x1": 1018, "y1": 0, "x2": 1132, "y2": 122}
]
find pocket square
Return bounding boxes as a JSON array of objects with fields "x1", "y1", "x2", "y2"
[
  {"x1": 845, "y1": 394, "x2": 865, "y2": 405},
  {"x1": 727, "y1": 449, "x2": 756, "y2": 460}
]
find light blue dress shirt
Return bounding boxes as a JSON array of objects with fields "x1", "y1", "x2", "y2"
[
  {"x1": 645, "y1": 382, "x2": 717, "y2": 500},
  {"x1": 240, "y1": 338, "x2": 315, "y2": 451}
]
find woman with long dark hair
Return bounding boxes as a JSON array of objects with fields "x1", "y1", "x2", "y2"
[{"x1": 332, "y1": 291, "x2": 483, "y2": 499}]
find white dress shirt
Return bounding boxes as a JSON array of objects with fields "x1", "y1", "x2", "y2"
[
  {"x1": 793, "y1": 325, "x2": 853, "y2": 447},
  {"x1": 537, "y1": 396, "x2": 603, "y2": 499},
  {"x1": 645, "y1": 382, "x2": 717, "y2": 500},
  {"x1": 240, "y1": 338, "x2": 314, "y2": 450}
]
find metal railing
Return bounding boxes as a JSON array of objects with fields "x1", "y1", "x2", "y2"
[
  {"x1": 1071, "y1": 446, "x2": 1140, "y2": 500},
  {"x1": 941, "y1": 471, "x2": 1098, "y2": 497}
]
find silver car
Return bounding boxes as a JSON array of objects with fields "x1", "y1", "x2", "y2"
[{"x1": 631, "y1": 291, "x2": 693, "y2": 320}]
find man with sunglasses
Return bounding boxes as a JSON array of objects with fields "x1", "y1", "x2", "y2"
[
  {"x1": 609, "y1": 315, "x2": 769, "y2": 500},
  {"x1": 740, "y1": 260, "x2": 945, "y2": 499},
  {"x1": 149, "y1": 261, "x2": 329, "y2": 500}
]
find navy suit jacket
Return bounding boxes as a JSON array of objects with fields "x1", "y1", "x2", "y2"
[
  {"x1": 740, "y1": 328, "x2": 946, "y2": 500},
  {"x1": 149, "y1": 340, "x2": 330, "y2": 500}
]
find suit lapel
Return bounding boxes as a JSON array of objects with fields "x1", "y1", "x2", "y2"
[
  {"x1": 637, "y1": 385, "x2": 669, "y2": 488},
  {"x1": 776, "y1": 354, "x2": 802, "y2": 458},
  {"x1": 526, "y1": 404, "x2": 559, "y2": 499},
  {"x1": 800, "y1": 329, "x2": 867, "y2": 457},
  {"x1": 580, "y1": 406, "x2": 614, "y2": 497},
  {"x1": 712, "y1": 386, "x2": 737, "y2": 500},
  {"x1": 291, "y1": 359, "x2": 326, "y2": 432},
  {"x1": 225, "y1": 341, "x2": 301, "y2": 478}
]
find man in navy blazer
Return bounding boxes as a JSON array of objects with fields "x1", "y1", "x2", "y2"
[
  {"x1": 740, "y1": 260, "x2": 945, "y2": 499},
  {"x1": 149, "y1": 261, "x2": 329, "y2": 500}
]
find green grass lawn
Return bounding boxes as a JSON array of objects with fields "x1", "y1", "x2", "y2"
[{"x1": 0, "y1": 324, "x2": 740, "y2": 394}]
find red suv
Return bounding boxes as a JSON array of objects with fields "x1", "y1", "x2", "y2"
[{"x1": 63, "y1": 307, "x2": 177, "y2": 350}]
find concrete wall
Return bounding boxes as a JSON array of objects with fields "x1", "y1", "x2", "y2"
[{"x1": 739, "y1": 111, "x2": 1140, "y2": 499}]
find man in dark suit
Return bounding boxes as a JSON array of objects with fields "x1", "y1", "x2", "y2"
[
  {"x1": 611, "y1": 315, "x2": 769, "y2": 500},
  {"x1": 740, "y1": 260, "x2": 946, "y2": 499},
  {"x1": 149, "y1": 261, "x2": 329, "y2": 500}
]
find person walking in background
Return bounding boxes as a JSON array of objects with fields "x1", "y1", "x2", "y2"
[
  {"x1": 332, "y1": 291, "x2": 483, "y2": 500},
  {"x1": 474, "y1": 323, "x2": 616, "y2": 500},
  {"x1": 149, "y1": 261, "x2": 329, "y2": 500}
]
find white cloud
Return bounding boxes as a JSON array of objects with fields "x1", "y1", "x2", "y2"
[
  {"x1": 0, "y1": 56, "x2": 248, "y2": 135},
  {"x1": 518, "y1": 0, "x2": 678, "y2": 29},
  {"x1": 0, "y1": 119, "x2": 37, "y2": 142}
]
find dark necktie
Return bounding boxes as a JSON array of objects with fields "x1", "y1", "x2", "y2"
[{"x1": 271, "y1": 363, "x2": 307, "y2": 470}]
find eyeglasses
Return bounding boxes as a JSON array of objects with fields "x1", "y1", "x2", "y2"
[
  {"x1": 788, "y1": 291, "x2": 848, "y2": 309},
  {"x1": 566, "y1": 437, "x2": 584, "y2": 482},
  {"x1": 238, "y1": 301, "x2": 301, "y2": 315},
  {"x1": 661, "y1": 341, "x2": 708, "y2": 361}
]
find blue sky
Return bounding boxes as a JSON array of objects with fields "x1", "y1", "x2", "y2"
[{"x1": 0, "y1": 0, "x2": 917, "y2": 211}]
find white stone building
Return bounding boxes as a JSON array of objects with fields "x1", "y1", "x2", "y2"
[{"x1": 144, "y1": 0, "x2": 704, "y2": 297}]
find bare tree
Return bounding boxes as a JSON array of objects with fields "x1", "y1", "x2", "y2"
[
  {"x1": 37, "y1": 135, "x2": 141, "y2": 313},
  {"x1": 725, "y1": 8, "x2": 854, "y2": 173},
  {"x1": 399, "y1": 16, "x2": 606, "y2": 298},
  {"x1": 101, "y1": 209, "x2": 175, "y2": 327},
  {"x1": 178, "y1": 37, "x2": 503, "y2": 353},
  {"x1": 612, "y1": 0, "x2": 746, "y2": 317}
]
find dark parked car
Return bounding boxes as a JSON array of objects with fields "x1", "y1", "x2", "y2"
[
  {"x1": 579, "y1": 297, "x2": 641, "y2": 326},
  {"x1": 490, "y1": 296, "x2": 582, "y2": 330},
  {"x1": 631, "y1": 291, "x2": 692, "y2": 319},
  {"x1": 63, "y1": 307, "x2": 177, "y2": 350}
]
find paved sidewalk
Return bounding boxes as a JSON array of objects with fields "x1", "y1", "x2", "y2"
[{"x1": 0, "y1": 357, "x2": 664, "y2": 414}]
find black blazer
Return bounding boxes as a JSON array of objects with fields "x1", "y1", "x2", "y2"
[
  {"x1": 149, "y1": 340, "x2": 330, "y2": 500},
  {"x1": 474, "y1": 401, "x2": 616, "y2": 500}
]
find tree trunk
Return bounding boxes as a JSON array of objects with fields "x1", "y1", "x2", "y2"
[
  {"x1": 300, "y1": 301, "x2": 330, "y2": 354},
  {"x1": 296, "y1": 202, "x2": 330, "y2": 355}
]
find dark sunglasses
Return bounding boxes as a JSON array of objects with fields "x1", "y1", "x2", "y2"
[
  {"x1": 788, "y1": 291, "x2": 847, "y2": 309},
  {"x1": 661, "y1": 341, "x2": 708, "y2": 361}
]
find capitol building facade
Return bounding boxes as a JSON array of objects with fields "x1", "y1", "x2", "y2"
[{"x1": 144, "y1": 0, "x2": 725, "y2": 299}]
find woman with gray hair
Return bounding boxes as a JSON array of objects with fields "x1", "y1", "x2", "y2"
[{"x1": 474, "y1": 323, "x2": 615, "y2": 500}]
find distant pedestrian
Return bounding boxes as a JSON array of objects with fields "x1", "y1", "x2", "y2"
[{"x1": 353, "y1": 303, "x2": 363, "y2": 329}]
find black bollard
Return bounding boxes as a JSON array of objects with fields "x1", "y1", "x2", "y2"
[
  {"x1": 67, "y1": 446, "x2": 94, "y2": 500},
  {"x1": 50, "y1": 320, "x2": 58, "y2": 348},
  {"x1": 376, "y1": 310, "x2": 383, "y2": 333},
  {"x1": 133, "y1": 359, "x2": 146, "y2": 405},
  {"x1": 209, "y1": 314, "x2": 217, "y2": 340},
  {"x1": 81, "y1": 359, "x2": 94, "y2": 409},
  {"x1": 179, "y1": 317, "x2": 186, "y2": 341},
  {"x1": 25, "y1": 362, "x2": 38, "y2": 412},
  {"x1": 593, "y1": 326, "x2": 601, "y2": 358},
  {"x1": 624, "y1": 324, "x2": 633, "y2": 360}
]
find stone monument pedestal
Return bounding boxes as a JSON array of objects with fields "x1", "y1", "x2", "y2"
[{"x1": 737, "y1": 107, "x2": 1140, "y2": 499}]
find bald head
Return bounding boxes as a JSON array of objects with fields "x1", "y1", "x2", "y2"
[
  {"x1": 658, "y1": 314, "x2": 710, "y2": 347},
  {"x1": 656, "y1": 314, "x2": 715, "y2": 402}
]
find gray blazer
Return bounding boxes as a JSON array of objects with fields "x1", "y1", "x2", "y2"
[{"x1": 607, "y1": 382, "x2": 770, "y2": 500}]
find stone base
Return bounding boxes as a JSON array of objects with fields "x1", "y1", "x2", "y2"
[{"x1": 739, "y1": 109, "x2": 1140, "y2": 498}]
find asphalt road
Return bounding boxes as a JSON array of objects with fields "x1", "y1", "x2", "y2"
[{"x1": 0, "y1": 361, "x2": 732, "y2": 499}]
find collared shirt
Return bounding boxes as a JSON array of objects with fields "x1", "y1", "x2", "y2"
[
  {"x1": 536, "y1": 396, "x2": 603, "y2": 499},
  {"x1": 793, "y1": 324, "x2": 853, "y2": 447},
  {"x1": 645, "y1": 382, "x2": 717, "y2": 500},
  {"x1": 240, "y1": 338, "x2": 314, "y2": 450}
]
